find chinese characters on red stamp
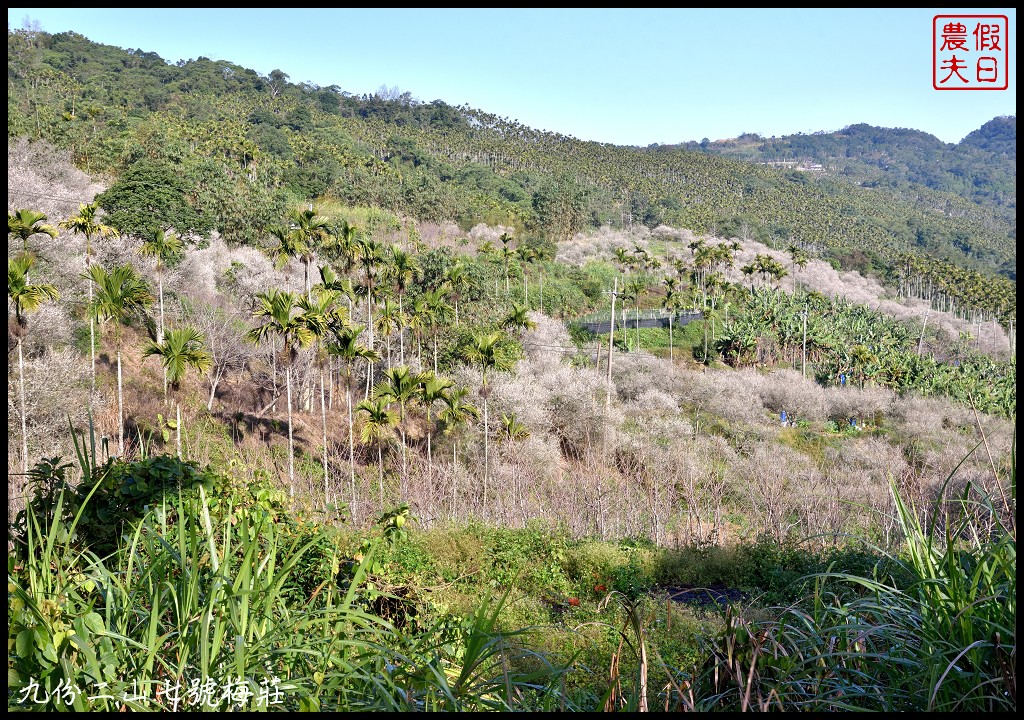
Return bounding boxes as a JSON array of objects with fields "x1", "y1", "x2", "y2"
[{"x1": 933, "y1": 15, "x2": 1009, "y2": 90}]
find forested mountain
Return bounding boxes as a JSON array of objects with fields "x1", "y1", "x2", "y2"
[
  {"x1": 676, "y1": 117, "x2": 1016, "y2": 217},
  {"x1": 6, "y1": 23, "x2": 1016, "y2": 712},
  {"x1": 960, "y1": 115, "x2": 1017, "y2": 156},
  {"x1": 6, "y1": 27, "x2": 1016, "y2": 321}
]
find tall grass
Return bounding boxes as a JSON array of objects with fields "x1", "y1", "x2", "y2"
[
  {"x1": 7, "y1": 420, "x2": 571, "y2": 711},
  {"x1": 9, "y1": 455, "x2": 387, "y2": 709},
  {"x1": 660, "y1": 435, "x2": 1016, "y2": 711},
  {"x1": 8, "y1": 417, "x2": 1015, "y2": 711}
]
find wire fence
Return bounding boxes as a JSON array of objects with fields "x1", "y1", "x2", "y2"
[{"x1": 571, "y1": 311, "x2": 703, "y2": 334}]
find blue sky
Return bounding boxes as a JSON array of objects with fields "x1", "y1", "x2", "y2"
[{"x1": 8, "y1": 8, "x2": 1017, "y2": 146}]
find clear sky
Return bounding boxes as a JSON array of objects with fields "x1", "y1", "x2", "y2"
[{"x1": 7, "y1": 8, "x2": 1017, "y2": 146}]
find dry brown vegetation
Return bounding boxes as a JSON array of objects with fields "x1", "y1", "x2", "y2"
[{"x1": 7, "y1": 139, "x2": 1016, "y2": 546}]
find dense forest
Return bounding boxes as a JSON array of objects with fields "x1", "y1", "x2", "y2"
[
  {"x1": 677, "y1": 117, "x2": 1016, "y2": 219},
  {"x1": 6, "y1": 27, "x2": 1016, "y2": 318},
  {"x1": 7, "y1": 23, "x2": 1016, "y2": 712}
]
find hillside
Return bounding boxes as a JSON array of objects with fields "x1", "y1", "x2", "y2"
[
  {"x1": 8, "y1": 136, "x2": 1016, "y2": 525},
  {"x1": 677, "y1": 117, "x2": 1017, "y2": 221},
  {"x1": 6, "y1": 27, "x2": 1016, "y2": 321},
  {"x1": 7, "y1": 134, "x2": 1017, "y2": 713},
  {"x1": 7, "y1": 21, "x2": 1017, "y2": 517},
  {"x1": 6, "y1": 23, "x2": 1016, "y2": 714}
]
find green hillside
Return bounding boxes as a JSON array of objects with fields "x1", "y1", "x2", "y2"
[
  {"x1": 6, "y1": 27, "x2": 1016, "y2": 321},
  {"x1": 6, "y1": 24, "x2": 1016, "y2": 713},
  {"x1": 679, "y1": 117, "x2": 1016, "y2": 216}
]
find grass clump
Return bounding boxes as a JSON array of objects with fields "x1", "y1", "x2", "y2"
[{"x1": 8, "y1": 420, "x2": 1013, "y2": 712}]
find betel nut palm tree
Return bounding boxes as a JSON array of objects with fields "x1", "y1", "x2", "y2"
[
  {"x1": 373, "y1": 365, "x2": 419, "y2": 496},
  {"x1": 417, "y1": 370, "x2": 454, "y2": 481},
  {"x1": 422, "y1": 287, "x2": 453, "y2": 374},
  {"x1": 137, "y1": 228, "x2": 183, "y2": 344},
  {"x1": 137, "y1": 227, "x2": 184, "y2": 395},
  {"x1": 444, "y1": 258, "x2": 476, "y2": 327},
  {"x1": 303, "y1": 286, "x2": 346, "y2": 506},
  {"x1": 59, "y1": 201, "x2": 116, "y2": 390},
  {"x1": 663, "y1": 276, "x2": 683, "y2": 361},
  {"x1": 356, "y1": 395, "x2": 398, "y2": 510},
  {"x1": 438, "y1": 385, "x2": 479, "y2": 515},
  {"x1": 87, "y1": 263, "x2": 154, "y2": 457},
  {"x1": 463, "y1": 330, "x2": 507, "y2": 511},
  {"x1": 267, "y1": 223, "x2": 306, "y2": 289},
  {"x1": 503, "y1": 303, "x2": 536, "y2": 336},
  {"x1": 8, "y1": 253, "x2": 60, "y2": 476},
  {"x1": 326, "y1": 322, "x2": 379, "y2": 512},
  {"x1": 387, "y1": 246, "x2": 420, "y2": 365},
  {"x1": 247, "y1": 288, "x2": 326, "y2": 495},
  {"x1": 288, "y1": 207, "x2": 332, "y2": 296},
  {"x1": 142, "y1": 326, "x2": 212, "y2": 458},
  {"x1": 499, "y1": 411, "x2": 531, "y2": 513},
  {"x1": 8, "y1": 208, "x2": 58, "y2": 256},
  {"x1": 357, "y1": 235, "x2": 386, "y2": 394}
]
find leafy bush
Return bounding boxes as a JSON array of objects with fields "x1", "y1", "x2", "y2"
[{"x1": 16, "y1": 453, "x2": 212, "y2": 558}]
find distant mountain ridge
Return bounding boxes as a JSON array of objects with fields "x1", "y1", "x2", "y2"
[
  {"x1": 961, "y1": 116, "x2": 1017, "y2": 157},
  {"x1": 6, "y1": 26, "x2": 1017, "y2": 317},
  {"x1": 675, "y1": 117, "x2": 1016, "y2": 214}
]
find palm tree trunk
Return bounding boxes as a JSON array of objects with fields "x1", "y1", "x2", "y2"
[
  {"x1": 669, "y1": 315, "x2": 674, "y2": 360},
  {"x1": 366, "y1": 295, "x2": 374, "y2": 400},
  {"x1": 321, "y1": 368, "x2": 329, "y2": 507},
  {"x1": 272, "y1": 348, "x2": 278, "y2": 413},
  {"x1": 639, "y1": 639, "x2": 649, "y2": 712},
  {"x1": 117, "y1": 347, "x2": 124, "y2": 457},
  {"x1": 802, "y1": 310, "x2": 807, "y2": 378},
  {"x1": 88, "y1": 278, "x2": 96, "y2": 391},
  {"x1": 426, "y1": 409, "x2": 433, "y2": 481},
  {"x1": 398, "y1": 294, "x2": 405, "y2": 365},
  {"x1": 19, "y1": 339, "x2": 28, "y2": 475},
  {"x1": 636, "y1": 302, "x2": 641, "y2": 350},
  {"x1": 378, "y1": 446, "x2": 384, "y2": 509},
  {"x1": 287, "y1": 365, "x2": 295, "y2": 496},
  {"x1": 453, "y1": 440, "x2": 459, "y2": 517},
  {"x1": 348, "y1": 378, "x2": 356, "y2": 512},
  {"x1": 176, "y1": 400, "x2": 182, "y2": 459},
  {"x1": 158, "y1": 273, "x2": 167, "y2": 397},
  {"x1": 207, "y1": 366, "x2": 222, "y2": 411},
  {"x1": 399, "y1": 404, "x2": 408, "y2": 498},
  {"x1": 483, "y1": 396, "x2": 489, "y2": 512}
]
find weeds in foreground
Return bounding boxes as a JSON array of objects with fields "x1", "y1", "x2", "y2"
[
  {"x1": 7, "y1": 419, "x2": 570, "y2": 711},
  {"x1": 7, "y1": 421, "x2": 1015, "y2": 711},
  {"x1": 660, "y1": 433, "x2": 1015, "y2": 711}
]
